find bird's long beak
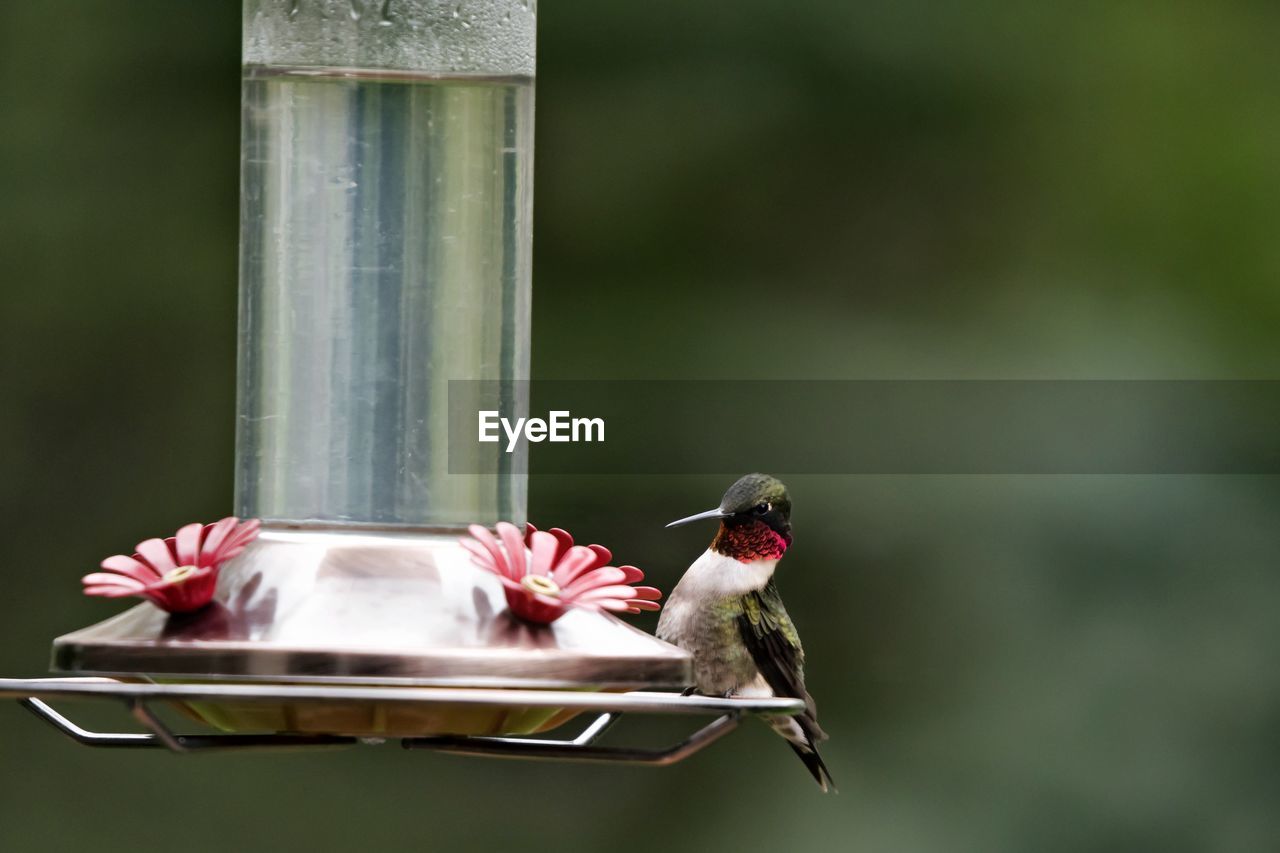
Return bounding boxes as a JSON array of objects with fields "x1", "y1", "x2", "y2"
[{"x1": 665, "y1": 508, "x2": 728, "y2": 528}]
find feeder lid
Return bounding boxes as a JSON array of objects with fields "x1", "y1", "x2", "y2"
[{"x1": 53, "y1": 528, "x2": 691, "y2": 689}]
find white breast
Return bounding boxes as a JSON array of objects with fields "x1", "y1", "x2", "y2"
[
  {"x1": 656, "y1": 548, "x2": 781, "y2": 693},
  {"x1": 667, "y1": 549, "x2": 777, "y2": 600}
]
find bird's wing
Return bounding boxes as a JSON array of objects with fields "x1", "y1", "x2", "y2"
[{"x1": 736, "y1": 580, "x2": 827, "y2": 743}]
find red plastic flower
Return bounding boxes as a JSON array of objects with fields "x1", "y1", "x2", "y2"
[
  {"x1": 82, "y1": 517, "x2": 261, "y2": 613},
  {"x1": 461, "y1": 522, "x2": 662, "y2": 624}
]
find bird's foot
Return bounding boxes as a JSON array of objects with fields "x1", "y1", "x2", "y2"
[{"x1": 679, "y1": 686, "x2": 739, "y2": 699}]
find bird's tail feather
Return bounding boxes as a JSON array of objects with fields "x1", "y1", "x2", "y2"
[
  {"x1": 769, "y1": 715, "x2": 836, "y2": 792},
  {"x1": 787, "y1": 739, "x2": 836, "y2": 793}
]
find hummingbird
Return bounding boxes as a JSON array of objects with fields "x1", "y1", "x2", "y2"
[{"x1": 657, "y1": 473, "x2": 834, "y2": 791}]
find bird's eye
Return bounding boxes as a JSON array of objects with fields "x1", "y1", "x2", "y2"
[{"x1": 754, "y1": 502, "x2": 770, "y2": 515}]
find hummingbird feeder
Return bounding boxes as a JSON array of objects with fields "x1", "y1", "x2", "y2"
[{"x1": 0, "y1": 0, "x2": 802, "y2": 762}]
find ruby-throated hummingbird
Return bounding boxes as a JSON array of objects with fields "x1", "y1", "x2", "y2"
[{"x1": 657, "y1": 473, "x2": 834, "y2": 791}]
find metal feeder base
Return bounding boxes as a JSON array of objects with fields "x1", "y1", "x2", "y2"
[{"x1": 52, "y1": 528, "x2": 696, "y2": 737}]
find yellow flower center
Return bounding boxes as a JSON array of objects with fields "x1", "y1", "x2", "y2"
[
  {"x1": 163, "y1": 565, "x2": 200, "y2": 585},
  {"x1": 520, "y1": 575, "x2": 560, "y2": 597}
]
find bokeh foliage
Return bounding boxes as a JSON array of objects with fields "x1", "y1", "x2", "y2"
[{"x1": 3, "y1": 2, "x2": 1280, "y2": 851}]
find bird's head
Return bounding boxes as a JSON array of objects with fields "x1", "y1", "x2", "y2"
[{"x1": 666, "y1": 473, "x2": 792, "y2": 561}]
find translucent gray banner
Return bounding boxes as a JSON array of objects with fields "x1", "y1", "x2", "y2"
[{"x1": 447, "y1": 380, "x2": 1280, "y2": 474}]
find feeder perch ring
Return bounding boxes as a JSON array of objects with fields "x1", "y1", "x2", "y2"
[{"x1": 0, "y1": 678, "x2": 804, "y2": 765}]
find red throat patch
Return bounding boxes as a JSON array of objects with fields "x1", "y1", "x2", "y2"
[{"x1": 711, "y1": 520, "x2": 790, "y2": 562}]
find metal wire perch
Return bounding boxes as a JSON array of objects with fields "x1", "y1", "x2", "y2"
[{"x1": 0, "y1": 678, "x2": 804, "y2": 763}]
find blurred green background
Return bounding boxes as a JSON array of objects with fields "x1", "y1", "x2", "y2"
[{"x1": 3, "y1": 1, "x2": 1280, "y2": 851}]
